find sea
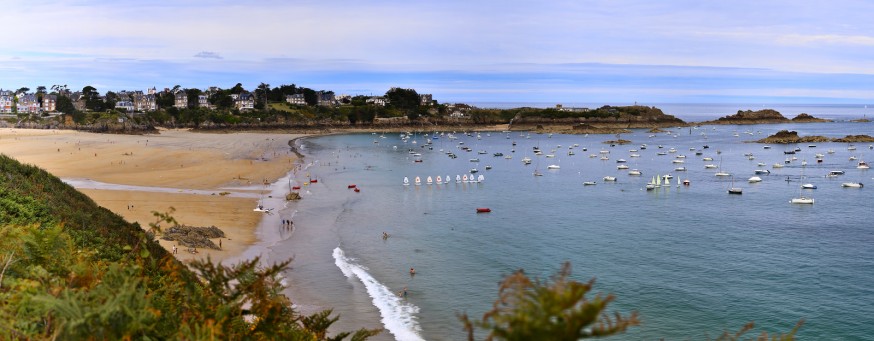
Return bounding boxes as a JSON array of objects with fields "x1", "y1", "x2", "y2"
[{"x1": 255, "y1": 104, "x2": 874, "y2": 340}]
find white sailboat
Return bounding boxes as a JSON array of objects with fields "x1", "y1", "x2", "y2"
[
  {"x1": 415, "y1": 176, "x2": 422, "y2": 186},
  {"x1": 403, "y1": 176, "x2": 410, "y2": 186},
  {"x1": 791, "y1": 169, "x2": 814, "y2": 204}
]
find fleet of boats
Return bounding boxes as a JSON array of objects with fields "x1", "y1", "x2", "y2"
[{"x1": 390, "y1": 130, "x2": 867, "y2": 205}]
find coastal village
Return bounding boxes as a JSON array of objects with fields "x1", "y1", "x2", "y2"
[{"x1": 0, "y1": 85, "x2": 440, "y2": 117}]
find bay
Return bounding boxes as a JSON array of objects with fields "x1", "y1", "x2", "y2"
[{"x1": 267, "y1": 110, "x2": 873, "y2": 340}]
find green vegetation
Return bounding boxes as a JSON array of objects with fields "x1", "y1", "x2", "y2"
[
  {"x1": 460, "y1": 262, "x2": 639, "y2": 340},
  {"x1": 0, "y1": 154, "x2": 381, "y2": 339}
]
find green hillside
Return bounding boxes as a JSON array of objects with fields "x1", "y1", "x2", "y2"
[{"x1": 0, "y1": 154, "x2": 379, "y2": 340}]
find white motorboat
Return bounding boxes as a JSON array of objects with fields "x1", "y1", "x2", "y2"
[
  {"x1": 603, "y1": 176, "x2": 617, "y2": 182},
  {"x1": 748, "y1": 176, "x2": 763, "y2": 183},
  {"x1": 858, "y1": 161, "x2": 870, "y2": 169},
  {"x1": 801, "y1": 183, "x2": 817, "y2": 189},
  {"x1": 841, "y1": 182, "x2": 864, "y2": 188},
  {"x1": 547, "y1": 164, "x2": 560, "y2": 170},
  {"x1": 790, "y1": 197, "x2": 815, "y2": 204},
  {"x1": 628, "y1": 169, "x2": 642, "y2": 176},
  {"x1": 583, "y1": 181, "x2": 597, "y2": 186}
]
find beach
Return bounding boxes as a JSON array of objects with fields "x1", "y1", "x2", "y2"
[{"x1": 0, "y1": 127, "x2": 305, "y2": 264}]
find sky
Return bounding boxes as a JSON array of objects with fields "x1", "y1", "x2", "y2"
[{"x1": 3, "y1": 0, "x2": 874, "y2": 105}]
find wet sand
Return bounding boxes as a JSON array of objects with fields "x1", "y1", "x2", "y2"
[{"x1": 0, "y1": 127, "x2": 306, "y2": 264}]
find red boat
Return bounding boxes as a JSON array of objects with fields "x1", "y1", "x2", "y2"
[
  {"x1": 310, "y1": 179, "x2": 318, "y2": 183},
  {"x1": 476, "y1": 208, "x2": 491, "y2": 213},
  {"x1": 348, "y1": 184, "x2": 357, "y2": 189},
  {"x1": 354, "y1": 188, "x2": 361, "y2": 193},
  {"x1": 292, "y1": 186, "x2": 301, "y2": 190}
]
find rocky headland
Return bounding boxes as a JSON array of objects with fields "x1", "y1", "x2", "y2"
[{"x1": 756, "y1": 130, "x2": 874, "y2": 144}]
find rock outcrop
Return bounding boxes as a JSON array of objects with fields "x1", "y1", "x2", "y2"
[
  {"x1": 161, "y1": 225, "x2": 226, "y2": 249},
  {"x1": 701, "y1": 109, "x2": 790, "y2": 125},
  {"x1": 791, "y1": 113, "x2": 831, "y2": 122},
  {"x1": 833, "y1": 135, "x2": 874, "y2": 143},
  {"x1": 756, "y1": 130, "x2": 874, "y2": 144}
]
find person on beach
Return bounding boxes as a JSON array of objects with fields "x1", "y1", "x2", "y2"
[{"x1": 172, "y1": 245, "x2": 177, "y2": 254}]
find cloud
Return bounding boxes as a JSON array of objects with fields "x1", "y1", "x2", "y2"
[{"x1": 194, "y1": 51, "x2": 223, "y2": 59}]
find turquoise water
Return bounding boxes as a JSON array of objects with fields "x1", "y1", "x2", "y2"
[{"x1": 268, "y1": 119, "x2": 874, "y2": 340}]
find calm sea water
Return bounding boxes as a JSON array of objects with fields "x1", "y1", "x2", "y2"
[{"x1": 265, "y1": 107, "x2": 874, "y2": 340}]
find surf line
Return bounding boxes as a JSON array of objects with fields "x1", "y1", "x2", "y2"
[{"x1": 333, "y1": 247, "x2": 425, "y2": 341}]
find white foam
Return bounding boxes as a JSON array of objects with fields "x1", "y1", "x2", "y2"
[{"x1": 333, "y1": 247, "x2": 424, "y2": 341}]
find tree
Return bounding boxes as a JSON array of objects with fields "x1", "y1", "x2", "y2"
[
  {"x1": 230, "y1": 83, "x2": 245, "y2": 94},
  {"x1": 16, "y1": 87, "x2": 30, "y2": 95},
  {"x1": 82, "y1": 85, "x2": 104, "y2": 111},
  {"x1": 301, "y1": 88, "x2": 317, "y2": 106},
  {"x1": 104, "y1": 91, "x2": 119, "y2": 110},
  {"x1": 385, "y1": 87, "x2": 420, "y2": 119},
  {"x1": 56, "y1": 95, "x2": 77, "y2": 115},
  {"x1": 460, "y1": 262, "x2": 639, "y2": 341},
  {"x1": 36, "y1": 85, "x2": 47, "y2": 108},
  {"x1": 185, "y1": 88, "x2": 202, "y2": 109},
  {"x1": 156, "y1": 92, "x2": 174, "y2": 109},
  {"x1": 209, "y1": 92, "x2": 234, "y2": 110},
  {"x1": 255, "y1": 82, "x2": 271, "y2": 110}
]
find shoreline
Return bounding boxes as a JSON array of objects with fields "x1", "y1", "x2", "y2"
[{"x1": 0, "y1": 127, "x2": 307, "y2": 264}]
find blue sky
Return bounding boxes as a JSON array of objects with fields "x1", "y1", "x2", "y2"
[{"x1": 3, "y1": 0, "x2": 874, "y2": 105}]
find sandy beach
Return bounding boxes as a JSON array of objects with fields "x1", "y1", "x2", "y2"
[{"x1": 0, "y1": 127, "x2": 306, "y2": 263}]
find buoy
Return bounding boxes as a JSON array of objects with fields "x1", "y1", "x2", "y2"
[{"x1": 476, "y1": 208, "x2": 491, "y2": 213}]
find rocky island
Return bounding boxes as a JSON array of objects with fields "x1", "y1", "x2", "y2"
[
  {"x1": 698, "y1": 109, "x2": 829, "y2": 125},
  {"x1": 756, "y1": 130, "x2": 874, "y2": 144},
  {"x1": 507, "y1": 105, "x2": 686, "y2": 134}
]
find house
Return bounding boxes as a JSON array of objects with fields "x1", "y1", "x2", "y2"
[
  {"x1": 0, "y1": 90, "x2": 13, "y2": 113},
  {"x1": 18, "y1": 94, "x2": 40, "y2": 114},
  {"x1": 174, "y1": 92, "x2": 188, "y2": 109},
  {"x1": 115, "y1": 100, "x2": 135, "y2": 112},
  {"x1": 43, "y1": 94, "x2": 57, "y2": 112},
  {"x1": 366, "y1": 96, "x2": 387, "y2": 107},
  {"x1": 317, "y1": 91, "x2": 336, "y2": 106},
  {"x1": 232, "y1": 92, "x2": 255, "y2": 110},
  {"x1": 286, "y1": 94, "x2": 306, "y2": 106},
  {"x1": 419, "y1": 94, "x2": 433, "y2": 106},
  {"x1": 197, "y1": 95, "x2": 211, "y2": 109},
  {"x1": 555, "y1": 104, "x2": 589, "y2": 113},
  {"x1": 335, "y1": 94, "x2": 351, "y2": 104},
  {"x1": 133, "y1": 93, "x2": 157, "y2": 112}
]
